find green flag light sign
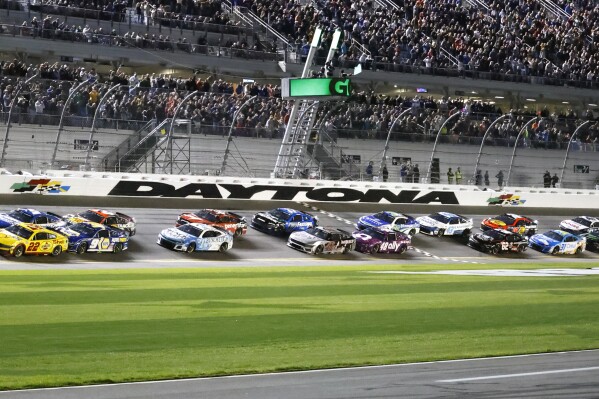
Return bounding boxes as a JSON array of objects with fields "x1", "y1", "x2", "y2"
[{"x1": 281, "y1": 78, "x2": 352, "y2": 99}]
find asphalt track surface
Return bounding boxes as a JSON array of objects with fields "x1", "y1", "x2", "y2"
[
  {"x1": 2, "y1": 350, "x2": 599, "y2": 398},
  {"x1": 1, "y1": 204, "x2": 598, "y2": 268},
  {"x1": 1, "y1": 203, "x2": 599, "y2": 398}
]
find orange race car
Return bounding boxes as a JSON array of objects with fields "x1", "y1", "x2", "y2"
[
  {"x1": 480, "y1": 213, "x2": 538, "y2": 237},
  {"x1": 176, "y1": 209, "x2": 247, "y2": 237}
]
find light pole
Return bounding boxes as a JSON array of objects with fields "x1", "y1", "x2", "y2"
[
  {"x1": 559, "y1": 120, "x2": 592, "y2": 186},
  {"x1": 220, "y1": 95, "x2": 257, "y2": 176},
  {"x1": 426, "y1": 111, "x2": 461, "y2": 182},
  {"x1": 0, "y1": 71, "x2": 40, "y2": 167},
  {"x1": 506, "y1": 117, "x2": 537, "y2": 187},
  {"x1": 377, "y1": 107, "x2": 411, "y2": 180},
  {"x1": 84, "y1": 83, "x2": 121, "y2": 169},
  {"x1": 51, "y1": 79, "x2": 92, "y2": 167},
  {"x1": 472, "y1": 114, "x2": 514, "y2": 180}
]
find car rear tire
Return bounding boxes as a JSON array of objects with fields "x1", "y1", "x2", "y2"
[
  {"x1": 234, "y1": 228, "x2": 243, "y2": 237},
  {"x1": 575, "y1": 246, "x2": 582, "y2": 255},
  {"x1": 342, "y1": 244, "x2": 351, "y2": 254},
  {"x1": 113, "y1": 242, "x2": 123, "y2": 253},
  {"x1": 76, "y1": 242, "x2": 88, "y2": 254},
  {"x1": 314, "y1": 245, "x2": 323, "y2": 255},
  {"x1": 51, "y1": 246, "x2": 62, "y2": 257},
  {"x1": 409, "y1": 229, "x2": 416, "y2": 236},
  {"x1": 398, "y1": 245, "x2": 407, "y2": 254},
  {"x1": 462, "y1": 229, "x2": 471, "y2": 237},
  {"x1": 13, "y1": 244, "x2": 25, "y2": 258},
  {"x1": 370, "y1": 244, "x2": 380, "y2": 254},
  {"x1": 436, "y1": 229, "x2": 445, "y2": 237},
  {"x1": 186, "y1": 243, "x2": 195, "y2": 253},
  {"x1": 219, "y1": 242, "x2": 228, "y2": 253}
]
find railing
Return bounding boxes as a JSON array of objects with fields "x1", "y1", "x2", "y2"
[
  {"x1": 0, "y1": 23, "x2": 282, "y2": 62},
  {"x1": 536, "y1": 0, "x2": 570, "y2": 20},
  {"x1": 102, "y1": 119, "x2": 156, "y2": 171}
]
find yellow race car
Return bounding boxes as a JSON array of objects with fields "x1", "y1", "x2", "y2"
[{"x1": 0, "y1": 223, "x2": 68, "y2": 257}]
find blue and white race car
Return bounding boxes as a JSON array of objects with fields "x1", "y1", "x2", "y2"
[
  {"x1": 157, "y1": 223, "x2": 233, "y2": 253},
  {"x1": 251, "y1": 208, "x2": 317, "y2": 235},
  {"x1": 416, "y1": 212, "x2": 473, "y2": 237},
  {"x1": 51, "y1": 222, "x2": 129, "y2": 254},
  {"x1": 528, "y1": 230, "x2": 586, "y2": 255},
  {"x1": 559, "y1": 216, "x2": 599, "y2": 235},
  {"x1": 0, "y1": 208, "x2": 66, "y2": 229},
  {"x1": 357, "y1": 211, "x2": 420, "y2": 235}
]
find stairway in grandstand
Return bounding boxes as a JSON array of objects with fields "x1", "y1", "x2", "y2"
[{"x1": 102, "y1": 119, "x2": 170, "y2": 172}]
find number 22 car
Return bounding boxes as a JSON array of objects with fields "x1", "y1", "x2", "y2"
[
  {"x1": 50, "y1": 222, "x2": 129, "y2": 254},
  {"x1": 0, "y1": 223, "x2": 68, "y2": 257}
]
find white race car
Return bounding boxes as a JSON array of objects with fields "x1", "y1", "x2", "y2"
[
  {"x1": 559, "y1": 216, "x2": 599, "y2": 235},
  {"x1": 416, "y1": 212, "x2": 473, "y2": 237},
  {"x1": 157, "y1": 223, "x2": 233, "y2": 253}
]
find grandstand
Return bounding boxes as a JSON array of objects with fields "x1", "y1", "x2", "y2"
[{"x1": 0, "y1": 0, "x2": 597, "y2": 188}]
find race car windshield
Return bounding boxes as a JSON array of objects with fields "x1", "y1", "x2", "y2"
[
  {"x1": 70, "y1": 224, "x2": 98, "y2": 236},
  {"x1": 178, "y1": 224, "x2": 203, "y2": 237},
  {"x1": 78, "y1": 211, "x2": 104, "y2": 223},
  {"x1": 306, "y1": 228, "x2": 330, "y2": 240},
  {"x1": 193, "y1": 211, "x2": 218, "y2": 222},
  {"x1": 5, "y1": 225, "x2": 33, "y2": 240},
  {"x1": 373, "y1": 212, "x2": 395, "y2": 223},
  {"x1": 7, "y1": 210, "x2": 33, "y2": 223},
  {"x1": 572, "y1": 217, "x2": 592, "y2": 227},
  {"x1": 429, "y1": 213, "x2": 452, "y2": 224},
  {"x1": 363, "y1": 228, "x2": 386, "y2": 241},
  {"x1": 269, "y1": 209, "x2": 291, "y2": 220},
  {"x1": 544, "y1": 231, "x2": 565, "y2": 241},
  {"x1": 495, "y1": 214, "x2": 516, "y2": 224}
]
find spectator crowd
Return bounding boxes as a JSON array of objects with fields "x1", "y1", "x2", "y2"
[{"x1": 1, "y1": 59, "x2": 598, "y2": 151}]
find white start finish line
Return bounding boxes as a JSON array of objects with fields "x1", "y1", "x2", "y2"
[{"x1": 370, "y1": 268, "x2": 599, "y2": 277}]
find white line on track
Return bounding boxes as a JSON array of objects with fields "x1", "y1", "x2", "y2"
[
  {"x1": 297, "y1": 202, "x2": 484, "y2": 265},
  {"x1": 438, "y1": 366, "x2": 599, "y2": 383},
  {"x1": 2, "y1": 349, "x2": 598, "y2": 393}
]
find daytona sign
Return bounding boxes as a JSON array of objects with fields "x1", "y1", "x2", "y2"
[{"x1": 107, "y1": 181, "x2": 461, "y2": 204}]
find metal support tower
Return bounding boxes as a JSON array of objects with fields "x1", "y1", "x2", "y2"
[{"x1": 273, "y1": 28, "x2": 342, "y2": 178}]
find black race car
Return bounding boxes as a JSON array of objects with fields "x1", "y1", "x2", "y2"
[
  {"x1": 468, "y1": 229, "x2": 528, "y2": 254},
  {"x1": 582, "y1": 229, "x2": 599, "y2": 252}
]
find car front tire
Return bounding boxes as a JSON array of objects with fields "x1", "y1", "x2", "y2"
[
  {"x1": 314, "y1": 245, "x2": 323, "y2": 255},
  {"x1": 436, "y1": 229, "x2": 445, "y2": 237},
  {"x1": 370, "y1": 244, "x2": 380, "y2": 254},
  {"x1": 13, "y1": 245, "x2": 25, "y2": 258},
  {"x1": 76, "y1": 242, "x2": 88, "y2": 254},
  {"x1": 52, "y1": 246, "x2": 62, "y2": 256},
  {"x1": 186, "y1": 243, "x2": 195, "y2": 253}
]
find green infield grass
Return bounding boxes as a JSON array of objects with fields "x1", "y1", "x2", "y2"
[{"x1": 1, "y1": 262, "x2": 599, "y2": 390}]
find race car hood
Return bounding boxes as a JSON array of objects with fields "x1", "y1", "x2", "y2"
[
  {"x1": 560, "y1": 220, "x2": 586, "y2": 232},
  {"x1": 0, "y1": 214, "x2": 20, "y2": 228},
  {"x1": 64, "y1": 215, "x2": 89, "y2": 224},
  {"x1": 289, "y1": 231, "x2": 320, "y2": 244},
  {"x1": 483, "y1": 218, "x2": 505, "y2": 227},
  {"x1": 352, "y1": 231, "x2": 382, "y2": 245},
  {"x1": 358, "y1": 216, "x2": 387, "y2": 228},
  {"x1": 471, "y1": 233, "x2": 494, "y2": 242},
  {"x1": 0, "y1": 231, "x2": 22, "y2": 247},
  {"x1": 160, "y1": 228, "x2": 192, "y2": 243},
  {"x1": 417, "y1": 216, "x2": 443, "y2": 227},
  {"x1": 530, "y1": 234, "x2": 559, "y2": 247},
  {"x1": 255, "y1": 212, "x2": 283, "y2": 224}
]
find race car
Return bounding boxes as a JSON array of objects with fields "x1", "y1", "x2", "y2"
[
  {"x1": 416, "y1": 212, "x2": 473, "y2": 237},
  {"x1": 50, "y1": 222, "x2": 129, "y2": 254},
  {"x1": 559, "y1": 216, "x2": 599, "y2": 235},
  {"x1": 0, "y1": 208, "x2": 66, "y2": 229},
  {"x1": 481, "y1": 213, "x2": 538, "y2": 236},
  {"x1": 64, "y1": 209, "x2": 136, "y2": 236},
  {"x1": 157, "y1": 223, "x2": 233, "y2": 253},
  {"x1": 0, "y1": 223, "x2": 68, "y2": 257},
  {"x1": 176, "y1": 209, "x2": 247, "y2": 237},
  {"x1": 468, "y1": 229, "x2": 528, "y2": 254},
  {"x1": 528, "y1": 230, "x2": 586, "y2": 255},
  {"x1": 251, "y1": 208, "x2": 317, "y2": 235},
  {"x1": 356, "y1": 211, "x2": 420, "y2": 236},
  {"x1": 582, "y1": 230, "x2": 599, "y2": 252},
  {"x1": 287, "y1": 227, "x2": 355, "y2": 255},
  {"x1": 352, "y1": 226, "x2": 411, "y2": 254}
]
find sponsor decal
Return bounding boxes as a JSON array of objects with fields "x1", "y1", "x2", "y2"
[
  {"x1": 487, "y1": 194, "x2": 526, "y2": 206},
  {"x1": 370, "y1": 268, "x2": 599, "y2": 277},
  {"x1": 107, "y1": 181, "x2": 460, "y2": 204},
  {"x1": 10, "y1": 179, "x2": 70, "y2": 194}
]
